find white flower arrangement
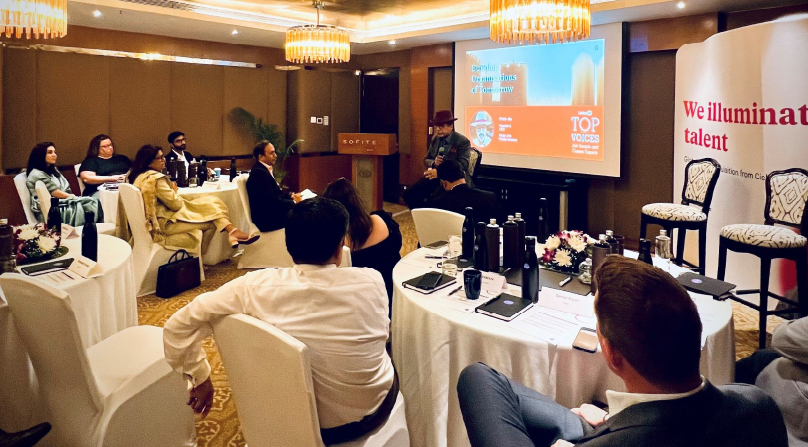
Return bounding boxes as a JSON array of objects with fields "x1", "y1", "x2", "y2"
[
  {"x1": 37, "y1": 235, "x2": 58, "y2": 253},
  {"x1": 17, "y1": 227, "x2": 40, "y2": 241},
  {"x1": 13, "y1": 224, "x2": 62, "y2": 263},
  {"x1": 540, "y1": 230, "x2": 593, "y2": 274}
]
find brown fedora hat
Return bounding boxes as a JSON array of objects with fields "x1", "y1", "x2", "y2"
[{"x1": 430, "y1": 110, "x2": 458, "y2": 125}]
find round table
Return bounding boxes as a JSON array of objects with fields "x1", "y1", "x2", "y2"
[
  {"x1": 391, "y1": 249, "x2": 735, "y2": 447},
  {"x1": 0, "y1": 234, "x2": 136, "y2": 431}
]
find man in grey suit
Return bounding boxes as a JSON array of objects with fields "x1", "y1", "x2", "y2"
[{"x1": 457, "y1": 256, "x2": 788, "y2": 447}]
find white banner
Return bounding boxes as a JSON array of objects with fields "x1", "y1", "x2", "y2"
[{"x1": 674, "y1": 15, "x2": 808, "y2": 296}]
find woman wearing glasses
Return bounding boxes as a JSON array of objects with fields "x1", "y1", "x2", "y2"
[{"x1": 78, "y1": 134, "x2": 131, "y2": 197}]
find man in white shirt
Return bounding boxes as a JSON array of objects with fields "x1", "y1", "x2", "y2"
[
  {"x1": 457, "y1": 256, "x2": 787, "y2": 447},
  {"x1": 163, "y1": 197, "x2": 396, "y2": 443}
]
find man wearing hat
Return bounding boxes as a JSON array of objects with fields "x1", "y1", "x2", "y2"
[{"x1": 403, "y1": 110, "x2": 471, "y2": 209}]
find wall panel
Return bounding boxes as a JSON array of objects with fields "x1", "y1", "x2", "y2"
[
  {"x1": 37, "y1": 51, "x2": 110, "y2": 165},
  {"x1": 224, "y1": 66, "x2": 269, "y2": 155},
  {"x1": 330, "y1": 71, "x2": 360, "y2": 151},
  {"x1": 287, "y1": 70, "x2": 332, "y2": 153},
  {"x1": 266, "y1": 68, "x2": 288, "y2": 140},
  {"x1": 170, "y1": 63, "x2": 224, "y2": 157},
  {"x1": 2, "y1": 49, "x2": 36, "y2": 169},
  {"x1": 109, "y1": 58, "x2": 171, "y2": 157}
]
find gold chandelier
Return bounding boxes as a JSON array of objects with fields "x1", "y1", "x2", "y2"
[
  {"x1": 285, "y1": 1, "x2": 350, "y2": 64},
  {"x1": 490, "y1": 0, "x2": 590, "y2": 45},
  {"x1": 2, "y1": 0, "x2": 68, "y2": 39}
]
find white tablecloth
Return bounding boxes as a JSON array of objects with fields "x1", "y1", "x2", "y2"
[
  {"x1": 0, "y1": 235, "x2": 136, "y2": 431},
  {"x1": 391, "y1": 249, "x2": 735, "y2": 447}
]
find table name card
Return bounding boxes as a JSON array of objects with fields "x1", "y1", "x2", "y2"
[
  {"x1": 481, "y1": 272, "x2": 507, "y2": 296},
  {"x1": 537, "y1": 287, "x2": 594, "y2": 317},
  {"x1": 60, "y1": 224, "x2": 80, "y2": 239},
  {"x1": 68, "y1": 256, "x2": 103, "y2": 278}
]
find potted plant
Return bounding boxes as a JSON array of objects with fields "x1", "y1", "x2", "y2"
[{"x1": 229, "y1": 107, "x2": 303, "y2": 186}]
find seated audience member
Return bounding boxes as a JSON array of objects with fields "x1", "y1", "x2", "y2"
[
  {"x1": 78, "y1": 134, "x2": 131, "y2": 197},
  {"x1": 25, "y1": 142, "x2": 104, "y2": 226},
  {"x1": 457, "y1": 256, "x2": 788, "y2": 447},
  {"x1": 323, "y1": 177, "x2": 402, "y2": 312},
  {"x1": 735, "y1": 316, "x2": 808, "y2": 446},
  {"x1": 128, "y1": 144, "x2": 257, "y2": 252},
  {"x1": 163, "y1": 198, "x2": 396, "y2": 444},
  {"x1": 166, "y1": 131, "x2": 193, "y2": 164},
  {"x1": 403, "y1": 110, "x2": 471, "y2": 209},
  {"x1": 430, "y1": 160, "x2": 501, "y2": 224},
  {"x1": 245, "y1": 141, "x2": 301, "y2": 232}
]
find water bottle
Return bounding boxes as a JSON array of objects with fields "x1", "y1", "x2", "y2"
[
  {"x1": 199, "y1": 158, "x2": 208, "y2": 183},
  {"x1": 537, "y1": 198, "x2": 550, "y2": 243},
  {"x1": 502, "y1": 215, "x2": 519, "y2": 269},
  {"x1": 485, "y1": 219, "x2": 500, "y2": 273},
  {"x1": 522, "y1": 236, "x2": 540, "y2": 303},
  {"x1": 47, "y1": 197, "x2": 62, "y2": 246},
  {"x1": 637, "y1": 239, "x2": 653, "y2": 266},
  {"x1": 591, "y1": 234, "x2": 611, "y2": 294},
  {"x1": 0, "y1": 219, "x2": 16, "y2": 274},
  {"x1": 461, "y1": 207, "x2": 475, "y2": 262},
  {"x1": 229, "y1": 157, "x2": 238, "y2": 182},
  {"x1": 605, "y1": 230, "x2": 619, "y2": 254},
  {"x1": 514, "y1": 212, "x2": 526, "y2": 266},
  {"x1": 655, "y1": 229, "x2": 672, "y2": 272},
  {"x1": 473, "y1": 222, "x2": 487, "y2": 271},
  {"x1": 82, "y1": 211, "x2": 98, "y2": 262}
]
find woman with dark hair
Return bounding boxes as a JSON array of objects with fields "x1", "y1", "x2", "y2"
[
  {"x1": 78, "y1": 134, "x2": 131, "y2": 197},
  {"x1": 323, "y1": 178, "x2": 401, "y2": 311},
  {"x1": 25, "y1": 142, "x2": 104, "y2": 226},
  {"x1": 129, "y1": 144, "x2": 258, "y2": 254}
]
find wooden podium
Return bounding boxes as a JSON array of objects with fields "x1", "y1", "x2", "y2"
[{"x1": 337, "y1": 133, "x2": 398, "y2": 211}]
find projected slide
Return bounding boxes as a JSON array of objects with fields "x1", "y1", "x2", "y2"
[{"x1": 459, "y1": 40, "x2": 605, "y2": 161}]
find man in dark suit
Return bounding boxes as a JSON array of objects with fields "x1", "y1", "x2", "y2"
[
  {"x1": 431, "y1": 160, "x2": 501, "y2": 224},
  {"x1": 246, "y1": 141, "x2": 301, "y2": 232},
  {"x1": 457, "y1": 256, "x2": 788, "y2": 447},
  {"x1": 166, "y1": 131, "x2": 194, "y2": 163},
  {"x1": 403, "y1": 110, "x2": 472, "y2": 209}
]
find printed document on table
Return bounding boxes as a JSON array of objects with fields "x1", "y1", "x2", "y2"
[
  {"x1": 509, "y1": 307, "x2": 583, "y2": 345},
  {"x1": 436, "y1": 284, "x2": 486, "y2": 313}
]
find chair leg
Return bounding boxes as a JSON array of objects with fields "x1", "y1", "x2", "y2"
[
  {"x1": 717, "y1": 238, "x2": 728, "y2": 281},
  {"x1": 698, "y1": 226, "x2": 706, "y2": 276},
  {"x1": 796, "y1": 249, "x2": 808, "y2": 318},
  {"x1": 640, "y1": 214, "x2": 648, "y2": 241},
  {"x1": 759, "y1": 258, "x2": 771, "y2": 349},
  {"x1": 675, "y1": 227, "x2": 686, "y2": 268}
]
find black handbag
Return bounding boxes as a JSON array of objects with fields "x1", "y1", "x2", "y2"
[{"x1": 156, "y1": 250, "x2": 201, "y2": 298}]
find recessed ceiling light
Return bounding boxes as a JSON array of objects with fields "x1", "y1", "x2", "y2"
[
  {"x1": 388, "y1": 40, "x2": 396, "y2": 45},
  {"x1": 232, "y1": 29, "x2": 239, "y2": 35},
  {"x1": 93, "y1": 10, "x2": 103, "y2": 18},
  {"x1": 677, "y1": 2, "x2": 686, "y2": 9}
]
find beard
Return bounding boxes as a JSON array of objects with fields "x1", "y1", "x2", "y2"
[{"x1": 175, "y1": 143, "x2": 186, "y2": 151}]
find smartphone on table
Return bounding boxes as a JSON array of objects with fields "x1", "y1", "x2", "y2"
[
  {"x1": 425, "y1": 240, "x2": 448, "y2": 250},
  {"x1": 416, "y1": 272, "x2": 443, "y2": 290},
  {"x1": 572, "y1": 327, "x2": 599, "y2": 353}
]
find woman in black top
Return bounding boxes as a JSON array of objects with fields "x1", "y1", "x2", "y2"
[
  {"x1": 79, "y1": 134, "x2": 132, "y2": 197},
  {"x1": 323, "y1": 178, "x2": 402, "y2": 315}
]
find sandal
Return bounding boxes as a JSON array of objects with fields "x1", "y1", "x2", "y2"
[{"x1": 228, "y1": 228, "x2": 260, "y2": 248}]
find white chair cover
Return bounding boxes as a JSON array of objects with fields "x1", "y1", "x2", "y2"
[
  {"x1": 411, "y1": 208, "x2": 465, "y2": 247},
  {"x1": 35, "y1": 180, "x2": 116, "y2": 236},
  {"x1": 0, "y1": 274, "x2": 195, "y2": 447},
  {"x1": 13, "y1": 172, "x2": 38, "y2": 225},
  {"x1": 118, "y1": 183, "x2": 203, "y2": 296},
  {"x1": 234, "y1": 175, "x2": 294, "y2": 269},
  {"x1": 213, "y1": 314, "x2": 408, "y2": 447},
  {"x1": 75, "y1": 164, "x2": 86, "y2": 195}
]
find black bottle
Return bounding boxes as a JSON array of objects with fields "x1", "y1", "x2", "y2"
[
  {"x1": 637, "y1": 238, "x2": 653, "y2": 266},
  {"x1": 537, "y1": 198, "x2": 550, "y2": 243},
  {"x1": 229, "y1": 157, "x2": 238, "y2": 182},
  {"x1": 522, "y1": 236, "x2": 540, "y2": 303},
  {"x1": 461, "y1": 207, "x2": 475, "y2": 262},
  {"x1": 176, "y1": 160, "x2": 188, "y2": 187},
  {"x1": 485, "y1": 219, "x2": 500, "y2": 273},
  {"x1": 199, "y1": 158, "x2": 208, "y2": 183},
  {"x1": 591, "y1": 234, "x2": 611, "y2": 295},
  {"x1": 514, "y1": 212, "x2": 526, "y2": 267},
  {"x1": 605, "y1": 230, "x2": 619, "y2": 254},
  {"x1": 473, "y1": 222, "x2": 487, "y2": 271},
  {"x1": 502, "y1": 215, "x2": 519, "y2": 269},
  {"x1": 47, "y1": 197, "x2": 62, "y2": 236},
  {"x1": 82, "y1": 211, "x2": 98, "y2": 262}
]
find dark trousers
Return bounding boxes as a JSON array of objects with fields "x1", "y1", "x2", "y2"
[
  {"x1": 403, "y1": 177, "x2": 443, "y2": 209},
  {"x1": 735, "y1": 349, "x2": 781, "y2": 385},
  {"x1": 457, "y1": 363, "x2": 593, "y2": 447}
]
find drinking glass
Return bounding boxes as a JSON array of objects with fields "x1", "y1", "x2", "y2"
[
  {"x1": 441, "y1": 235, "x2": 462, "y2": 277},
  {"x1": 189, "y1": 177, "x2": 198, "y2": 188}
]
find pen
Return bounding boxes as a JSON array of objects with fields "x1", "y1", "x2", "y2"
[
  {"x1": 448, "y1": 285, "x2": 463, "y2": 296},
  {"x1": 425, "y1": 255, "x2": 443, "y2": 259},
  {"x1": 559, "y1": 276, "x2": 572, "y2": 287}
]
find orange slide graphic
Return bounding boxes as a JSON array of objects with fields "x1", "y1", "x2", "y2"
[{"x1": 466, "y1": 105, "x2": 605, "y2": 161}]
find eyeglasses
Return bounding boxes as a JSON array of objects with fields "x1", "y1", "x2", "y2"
[
  {"x1": 100, "y1": 143, "x2": 113, "y2": 149},
  {"x1": 154, "y1": 155, "x2": 165, "y2": 161},
  {"x1": 173, "y1": 138, "x2": 186, "y2": 144},
  {"x1": 435, "y1": 123, "x2": 453, "y2": 129}
]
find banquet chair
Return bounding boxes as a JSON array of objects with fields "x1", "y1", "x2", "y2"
[
  {"x1": 468, "y1": 147, "x2": 483, "y2": 185},
  {"x1": 640, "y1": 158, "x2": 721, "y2": 274},
  {"x1": 411, "y1": 208, "x2": 465, "y2": 247},
  {"x1": 234, "y1": 175, "x2": 294, "y2": 269},
  {"x1": 213, "y1": 314, "x2": 409, "y2": 447},
  {"x1": 0, "y1": 274, "x2": 195, "y2": 447},
  {"x1": 75, "y1": 164, "x2": 86, "y2": 195},
  {"x1": 119, "y1": 183, "x2": 204, "y2": 296},
  {"x1": 35, "y1": 180, "x2": 117, "y2": 236},
  {"x1": 718, "y1": 168, "x2": 808, "y2": 349},
  {"x1": 13, "y1": 172, "x2": 38, "y2": 225}
]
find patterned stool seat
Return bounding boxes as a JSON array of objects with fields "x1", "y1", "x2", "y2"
[
  {"x1": 721, "y1": 224, "x2": 807, "y2": 249},
  {"x1": 642, "y1": 203, "x2": 707, "y2": 222}
]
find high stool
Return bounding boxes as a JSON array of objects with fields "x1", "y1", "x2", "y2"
[
  {"x1": 717, "y1": 168, "x2": 808, "y2": 349},
  {"x1": 641, "y1": 158, "x2": 721, "y2": 274}
]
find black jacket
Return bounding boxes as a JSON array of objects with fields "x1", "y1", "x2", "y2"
[
  {"x1": 245, "y1": 161, "x2": 295, "y2": 232},
  {"x1": 165, "y1": 149, "x2": 193, "y2": 162},
  {"x1": 430, "y1": 183, "x2": 501, "y2": 224}
]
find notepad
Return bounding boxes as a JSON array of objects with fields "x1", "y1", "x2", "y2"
[{"x1": 402, "y1": 272, "x2": 457, "y2": 294}]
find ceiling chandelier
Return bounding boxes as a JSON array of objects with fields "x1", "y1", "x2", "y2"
[
  {"x1": 2, "y1": 0, "x2": 68, "y2": 39},
  {"x1": 285, "y1": 1, "x2": 350, "y2": 64},
  {"x1": 490, "y1": 0, "x2": 591, "y2": 45}
]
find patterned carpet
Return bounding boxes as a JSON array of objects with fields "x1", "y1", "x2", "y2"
[{"x1": 135, "y1": 202, "x2": 783, "y2": 447}]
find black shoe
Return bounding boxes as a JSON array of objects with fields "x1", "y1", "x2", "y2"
[{"x1": 0, "y1": 422, "x2": 52, "y2": 447}]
